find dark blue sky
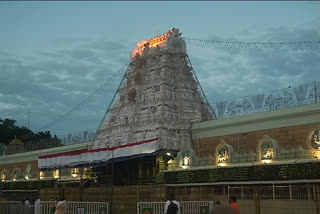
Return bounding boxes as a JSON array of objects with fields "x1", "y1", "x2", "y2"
[{"x1": 0, "y1": 1, "x2": 319, "y2": 138}]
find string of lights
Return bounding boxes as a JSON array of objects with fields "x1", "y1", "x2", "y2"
[
  {"x1": 186, "y1": 55, "x2": 216, "y2": 119},
  {"x1": 18, "y1": 62, "x2": 130, "y2": 140},
  {"x1": 183, "y1": 37, "x2": 320, "y2": 51},
  {"x1": 96, "y1": 63, "x2": 131, "y2": 134}
]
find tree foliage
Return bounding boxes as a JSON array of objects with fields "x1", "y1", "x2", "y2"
[{"x1": 0, "y1": 118, "x2": 62, "y2": 150}]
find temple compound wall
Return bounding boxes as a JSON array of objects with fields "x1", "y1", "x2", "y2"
[
  {"x1": 1, "y1": 104, "x2": 320, "y2": 214},
  {"x1": 161, "y1": 103, "x2": 320, "y2": 182},
  {"x1": 190, "y1": 103, "x2": 320, "y2": 166},
  {"x1": 158, "y1": 103, "x2": 320, "y2": 214}
]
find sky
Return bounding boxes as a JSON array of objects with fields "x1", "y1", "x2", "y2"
[{"x1": 0, "y1": 1, "x2": 319, "y2": 138}]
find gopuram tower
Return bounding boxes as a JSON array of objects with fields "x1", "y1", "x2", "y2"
[{"x1": 93, "y1": 28, "x2": 213, "y2": 151}]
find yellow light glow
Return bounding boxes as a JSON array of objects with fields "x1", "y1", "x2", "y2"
[
  {"x1": 39, "y1": 171, "x2": 44, "y2": 179},
  {"x1": 53, "y1": 170, "x2": 59, "y2": 179},
  {"x1": 262, "y1": 159, "x2": 272, "y2": 164},
  {"x1": 132, "y1": 31, "x2": 170, "y2": 58},
  {"x1": 315, "y1": 150, "x2": 320, "y2": 160},
  {"x1": 1, "y1": 173, "x2": 6, "y2": 182},
  {"x1": 13, "y1": 178, "x2": 16, "y2": 181},
  {"x1": 71, "y1": 168, "x2": 78, "y2": 178},
  {"x1": 24, "y1": 175, "x2": 29, "y2": 180},
  {"x1": 218, "y1": 163, "x2": 228, "y2": 167}
]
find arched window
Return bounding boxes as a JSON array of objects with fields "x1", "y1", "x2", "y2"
[
  {"x1": 176, "y1": 147, "x2": 196, "y2": 169},
  {"x1": 311, "y1": 130, "x2": 320, "y2": 150},
  {"x1": 12, "y1": 168, "x2": 22, "y2": 181},
  {"x1": 257, "y1": 135, "x2": 279, "y2": 161},
  {"x1": 1, "y1": 169, "x2": 9, "y2": 181},
  {"x1": 215, "y1": 140, "x2": 234, "y2": 165}
]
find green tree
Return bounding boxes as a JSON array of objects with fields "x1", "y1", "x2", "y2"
[{"x1": 0, "y1": 118, "x2": 63, "y2": 150}]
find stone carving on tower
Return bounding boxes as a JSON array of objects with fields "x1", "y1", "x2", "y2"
[{"x1": 93, "y1": 28, "x2": 213, "y2": 151}]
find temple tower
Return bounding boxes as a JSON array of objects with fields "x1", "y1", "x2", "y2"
[{"x1": 93, "y1": 28, "x2": 213, "y2": 151}]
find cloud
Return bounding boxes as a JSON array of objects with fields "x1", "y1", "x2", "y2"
[
  {"x1": 0, "y1": 38, "x2": 130, "y2": 137},
  {"x1": 0, "y1": 26, "x2": 319, "y2": 138},
  {"x1": 0, "y1": 102, "x2": 22, "y2": 111},
  {"x1": 187, "y1": 26, "x2": 320, "y2": 103}
]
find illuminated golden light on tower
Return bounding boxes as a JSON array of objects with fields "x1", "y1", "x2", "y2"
[
  {"x1": 145, "y1": 33, "x2": 169, "y2": 48},
  {"x1": 131, "y1": 30, "x2": 171, "y2": 58}
]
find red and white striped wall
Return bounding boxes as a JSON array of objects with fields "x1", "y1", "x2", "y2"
[{"x1": 38, "y1": 138, "x2": 158, "y2": 169}]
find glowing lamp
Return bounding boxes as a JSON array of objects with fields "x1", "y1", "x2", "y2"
[
  {"x1": 53, "y1": 170, "x2": 59, "y2": 179},
  {"x1": 71, "y1": 168, "x2": 78, "y2": 178},
  {"x1": 1, "y1": 172, "x2": 5, "y2": 182},
  {"x1": 262, "y1": 159, "x2": 272, "y2": 164},
  {"x1": 39, "y1": 171, "x2": 44, "y2": 179},
  {"x1": 315, "y1": 150, "x2": 320, "y2": 160},
  {"x1": 166, "y1": 153, "x2": 171, "y2": 156},
  {"x1": 218, "y1": 163, "x2": 227, "y2": 167}
]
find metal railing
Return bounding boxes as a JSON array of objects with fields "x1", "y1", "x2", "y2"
[
  {"x1": 40, "y1": 201, "x2": 108, "y2": 214},
  {"x1": 137, "y1": 201, "x2": 214, "y2": 214},
  {"x1": 226, "y1": 184, "x2": 319, "y2": 214},
  {"x1": 0, "y1": 201, "x2": 33, "y2": 214},
  {"x1": 212, "y1": 81, "x2": 320, "y2": 119},
  {"x1": 228, "y1": 184, "x2": 316, "y2": 200},
  {"x1": 0, "y1": 201, "x2": 21, "y2": 214},
  {"x1": 238, "y1": 200, "x2": 318, "y2": 214}
]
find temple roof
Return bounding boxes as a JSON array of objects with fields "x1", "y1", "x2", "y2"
[{"x1": 8, "y1": 137, "x2": 24, "y2": 146}]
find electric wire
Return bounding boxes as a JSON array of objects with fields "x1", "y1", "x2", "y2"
[{"x1": 18, "y1": 62, "x2": 129, "y2": 140}]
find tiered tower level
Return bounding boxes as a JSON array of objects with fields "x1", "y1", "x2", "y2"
[{"x1": 93, "y1": 28, "x2": 212, "y2": 150}]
